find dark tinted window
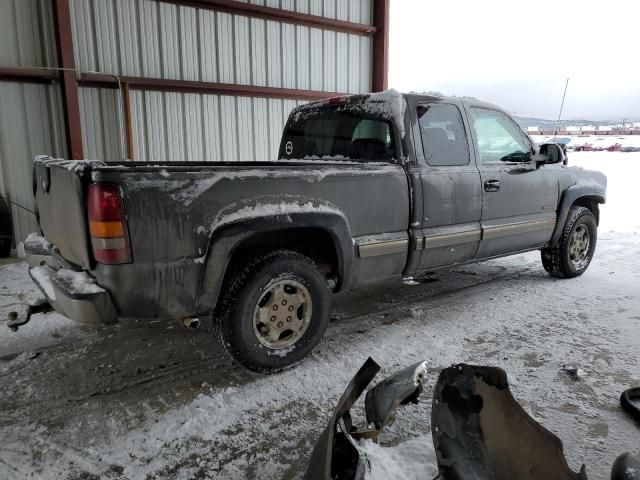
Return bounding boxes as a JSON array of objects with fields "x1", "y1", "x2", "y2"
[
  {"x1": 280, "y1": 106, "x2": 396, "y2": 162},
  {"x1": 417, "y1": 104, "x2": 470, "y2": 166}
]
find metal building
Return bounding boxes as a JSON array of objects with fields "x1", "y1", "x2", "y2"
[{"x1": 0, "y1": 0, "x2": 389, "y2": 243}]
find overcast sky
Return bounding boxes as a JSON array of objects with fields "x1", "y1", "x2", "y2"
[{"x1": 389, "y1": 0, "x2": 640, "y2": 121}]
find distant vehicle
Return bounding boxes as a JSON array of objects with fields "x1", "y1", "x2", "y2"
[
  {"x1": 574, "y1": 144, "x2": 594, "y2": 151},
  {"x1": 25, "y1": 92, "x2": 607, "y2": 372},
  {"x1": 0, "y1": 196, "x2": 12, "y2": 257},
  {"x1": 549, "y1": 137, "x2": 572, "y2": 145}
]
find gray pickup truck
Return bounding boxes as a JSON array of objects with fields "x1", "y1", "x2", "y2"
[{"x1": 26, "y1": 91, "x2": 606, "y2": 372}]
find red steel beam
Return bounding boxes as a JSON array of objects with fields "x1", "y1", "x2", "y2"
[
  {"x1": 371, "y1": 0, "x2": 390, "y2": 92},
  {"x1": 52, "y1": 0, "x2": 83, "y2": 160},
  {"x1": 78, "y1": 73, "x2": 347, "y2": 101},
  {"x1": 122, "y1": 82, "x2": 135, "y2": 160},
  {"x1": 157, "y1": 0, "x2": 376, "y2": 36},
  {"x1": 0, "y1": 67, "x2": 58, "y2": 84}
]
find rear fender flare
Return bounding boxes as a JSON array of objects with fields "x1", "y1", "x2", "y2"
[
  {"x1": 550, "y1": 186, "x2": 605, "y2": 246},
  {"x1": 196, "y1": 205, "x2": 353, "y2": 312}
]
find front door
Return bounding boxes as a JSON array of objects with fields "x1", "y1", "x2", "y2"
[
  {"x1": 468, "y1": 107, "x2": 558, "y2": 259},
  {"x1": 413, "y1": 102, "x2": 483, "y2": 271}
]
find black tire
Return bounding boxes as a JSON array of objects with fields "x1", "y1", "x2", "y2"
[
  {"x1": 541, "y1": 206, "x2": 597, "y2": 278},
  {"x1": 0, "y1": 197, "x2": 12, "y2": 258},
  {"x1": 620, "y1": 387, "x2": 640, "y2": 421},
  {"x1": 216, "y1": 250, "x2": 331, "y2": 373},
  {"x1": 0, "y1": 238, "x2": 10, "y2": 258}
]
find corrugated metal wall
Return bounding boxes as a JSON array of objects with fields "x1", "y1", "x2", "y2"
[
  {"x1": 0, "y1": 0, "x2": 376, "y2": 241},
  {"x1": 70, "y1": 0, "x2": 371, "y2": 87},
  {"x1": 0, "y1": 0, "x2": 57, "y2": 68},
  {"x1": 0, "y1": 82, "x2": 67, "y2": 241},
  {"x1": 127, "y1": 91, "x2": 308, "y2": 162},
  {"x1": 78, "y1": 87, "x2": 124, "y2": 160},
  {"x1": 0, "y1": 0, "x2": 65, "y2": 241},
  {"x1": 70, "y1": 0, "x2": 373, "y2": 161},
  {"x1": 78, "y1": 87, "x2": 312, "y2": 163}
]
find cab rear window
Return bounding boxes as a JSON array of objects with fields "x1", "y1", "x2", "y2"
[{"x1": 280, "y1": 106, "x2": 397, "y2": 162}]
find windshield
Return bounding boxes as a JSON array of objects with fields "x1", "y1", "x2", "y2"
[{"x1": 279, "y1": 105, "x2": 397, "y2": 162}]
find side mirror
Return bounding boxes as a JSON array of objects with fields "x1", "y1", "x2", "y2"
[{"x1": 538, "y1": 143, "x2": 566, "y2": 165}]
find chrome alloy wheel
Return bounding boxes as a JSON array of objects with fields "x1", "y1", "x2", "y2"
[
  {"x1": 252, "y1": 278, "x2": 312, "y2": 350},
  {"x1": 569, "y1": 224, "x2": 590, "y2": 269}
]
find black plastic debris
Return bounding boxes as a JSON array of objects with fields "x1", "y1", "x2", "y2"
[
  {"x1": 304, "y1": 358, "x2": 427, "y2": 480},
  {"x1": 611, "y1": 452, "x2": 640, "y2": 480},
  {"x1": 305, "y1": 360, "x2": 640, "y2": 480},
  {"x1": 621, "y1": 387, "x2": 640, "y2": 422},
  {"x1": 432, "y1": 364, "x2": 587, "y2": 479}
]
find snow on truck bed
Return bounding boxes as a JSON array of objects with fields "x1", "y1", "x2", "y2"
[{"x1": 121, "y1": 163, "x2": 400, "y2": 207}]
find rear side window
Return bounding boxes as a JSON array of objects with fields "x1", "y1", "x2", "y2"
[
  {"x1": 416, "y1": 104, "x2": 470, "y2": 166},
  {"x1": 280, "y1": 106, "x2": 396, "y2": 162}
]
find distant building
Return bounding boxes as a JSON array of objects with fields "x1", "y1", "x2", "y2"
[{"x1": 528, "y1": 123, "x2": 639, "y2": 136}]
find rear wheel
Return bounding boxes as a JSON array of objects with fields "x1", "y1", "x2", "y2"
[
  {"x1": 541, "y1": 206, "x2": 597, "y2": 278},
  {"x1": 216, "y1": 250, "x2": 331, "y2": 373}
]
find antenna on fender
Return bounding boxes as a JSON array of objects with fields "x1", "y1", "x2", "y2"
[{"x1": 553, "y1": 78, "x2": 570, "y2": 141}]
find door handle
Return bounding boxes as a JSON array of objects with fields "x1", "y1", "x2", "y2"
[{"x1": 484, "y1": 179, "x2": 500, "y2": 192}]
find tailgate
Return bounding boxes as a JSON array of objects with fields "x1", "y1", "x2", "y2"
[{"x1": 33, "y1": 157, "x2": 99, "y2": 269}]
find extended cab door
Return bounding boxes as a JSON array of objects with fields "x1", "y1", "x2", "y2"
[
  {"x1": 468, "y1": 107, "x2": 558, "y2": 259},
  {"x1": 412, "y1": 102, "x2": 483, "y2": 271}
]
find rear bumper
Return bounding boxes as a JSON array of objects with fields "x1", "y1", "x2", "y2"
[{"x1": 26, "y1": 242, "x2": 118, "y2": 325}]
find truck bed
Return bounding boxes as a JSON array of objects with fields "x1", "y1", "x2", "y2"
[{"x1": 33, "y1": 156, "x2": 411, "y2": 318}]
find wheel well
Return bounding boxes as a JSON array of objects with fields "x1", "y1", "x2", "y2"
[
  {"x1": 225, "y1": 227, "x2": 341, "y2": 288},
  {"x1": 572, "y1": 196, "x2": 600, "y2": 225}
]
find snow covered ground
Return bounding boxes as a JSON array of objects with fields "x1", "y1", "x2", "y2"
[
  {"x1": 531, "y1": 134, "x2": 640, "y2": 150},
  {"x1": 1, "y1": 152, "x2": 639, "y2": 479}
]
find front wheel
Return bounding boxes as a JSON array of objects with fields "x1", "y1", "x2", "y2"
[
  {"x1": 216, "y1": 250, "x2": 331, "y2": 373},
  {"x1": 541, "y1": 206, "x2": 597, "y2": 278}
]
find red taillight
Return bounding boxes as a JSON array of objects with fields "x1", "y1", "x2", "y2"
[{"x1": 87, "y1": 183, "x2": 131, "y2": 264}]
